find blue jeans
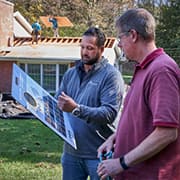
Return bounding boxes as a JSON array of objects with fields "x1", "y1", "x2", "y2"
[{"x1": 61, "y1": 153, "x2": 100, "y2": 180}]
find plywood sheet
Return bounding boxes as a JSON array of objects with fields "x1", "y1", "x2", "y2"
[{"x1": 40, "y1": 16, "x2": 73, "y2": 28}]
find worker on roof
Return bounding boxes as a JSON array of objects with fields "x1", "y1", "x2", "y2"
[
  {"x1": 31, "y1": 21, "x2": 41, "y2": 44},
  {"x1": 49, "y1": 15, "x2": 59, "y2": 38}
]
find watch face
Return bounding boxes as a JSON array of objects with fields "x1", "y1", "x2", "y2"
[
  {"x1": 72, "y1": 106, "x2": 80, "y2": 116},
  {"x1": 73, "y1": 109, "x2": 80, "y2": 116}
]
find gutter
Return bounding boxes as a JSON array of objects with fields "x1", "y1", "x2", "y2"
[{"x1": 0, "y1": 56, "x2": 79, "y2": 63}]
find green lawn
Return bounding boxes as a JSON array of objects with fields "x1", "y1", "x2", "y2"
[
  {"x1": 0, "y1": 119, "x2": 63, "y2": 180},
  {"x1": 123, "y1": 75, "x2": 132, "y2": 85}
]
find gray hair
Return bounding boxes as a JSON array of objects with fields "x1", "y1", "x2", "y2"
[{"x1": 115, "y1": 8, "x2": 156, "y2": 41}]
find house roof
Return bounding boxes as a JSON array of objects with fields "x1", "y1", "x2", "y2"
[
  {"x1": 13, "y1": 37, "x2": 116, "y2": 48},
  {"x1": 0, "y1": 11, "x2": 120, "y2": 65},
  {"x1": 13, "y1": 11, "x2": 32, "y2": 37},
  {"x1": 0, "y1": 37, "x2": 119, "y2": 65},
  {"x1": 13, "y1": 17, "x2": 31, "y2": 38}
]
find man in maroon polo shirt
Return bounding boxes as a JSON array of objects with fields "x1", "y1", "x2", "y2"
[{"x1": 97, "y1": 8, "x2": 180, "y2": 180}]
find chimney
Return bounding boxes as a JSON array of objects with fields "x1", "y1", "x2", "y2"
[{"x1": 0, "y1": 0, "x2": 14, "y2": 49}]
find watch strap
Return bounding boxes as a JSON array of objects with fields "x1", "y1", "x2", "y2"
[
  {"x1": 119, "y1": 156, "x2": 129, "y2": 170},
  {"x1": 72, "y1": 104, "x2": 81, "y2": 116}
]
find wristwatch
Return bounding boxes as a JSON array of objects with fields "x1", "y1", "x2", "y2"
[{"x1": 72, "y1": 104, "x2": 81, "y2": 117}]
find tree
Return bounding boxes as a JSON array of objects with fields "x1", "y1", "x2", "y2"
[
  {"x1": 9, "y1": 0, "x2": 135, "y2": 36},
  {"x1": 136, "y1": 0, "x2": 180, "y2": 65},
  {"x1": 156, "y1": 0, "x2": 180, "y2": 64}
]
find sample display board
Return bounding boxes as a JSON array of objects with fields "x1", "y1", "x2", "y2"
[{"x1": 12, "y1": 64, "x2": 76, "y2": 149}]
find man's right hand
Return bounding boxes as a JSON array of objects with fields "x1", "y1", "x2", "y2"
[{"x1": 57, "y1": 91, "x2": 77, "y2": 112}]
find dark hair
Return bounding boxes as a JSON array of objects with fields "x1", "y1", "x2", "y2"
[
  {"x1": 115, "y1": 8, "x2": 156, "y2": 41},
  {"x1": 83, "y1": 27, "x2": 106, "y2": 47}
]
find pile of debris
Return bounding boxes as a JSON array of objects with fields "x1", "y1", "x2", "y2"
[{"x1": 0, "y1": 94, "x2": 35, "y2": 119}]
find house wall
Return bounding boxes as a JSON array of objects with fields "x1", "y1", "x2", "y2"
[
  {"x1": 0, "y1": 61, "x2": 15, "y2": 93},
  {"x1": 0, "y1": 0, "x2": 14, "y2": 49}
]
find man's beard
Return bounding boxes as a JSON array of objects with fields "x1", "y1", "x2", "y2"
[{"x1": 82, "y1": 54, "x2": 100, "y2": 65}]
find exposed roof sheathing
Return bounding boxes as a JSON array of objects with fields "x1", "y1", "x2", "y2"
[
  {"x1": 40, "y1": 16, "x2": 73, "y2": 27},
  {"x1": 13, "y1": 37, "x2": 115, "y2": 48},
  {"x1": 0, "y1": 37, "x2": 117, "y2": 65}
]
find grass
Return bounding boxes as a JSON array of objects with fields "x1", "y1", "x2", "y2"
[
  {"x1": 0, "y1": 118, "x2": 63, "y2": 180},
  {"x1": 123, "y1": 75, "x2": 132, "y2": 85}
]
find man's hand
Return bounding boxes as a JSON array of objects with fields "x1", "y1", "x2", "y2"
[
  {"x1": 97, "y1": 133, "x2": 116, "y2": 158},
  {"x1": 97, "y1": 158, "x2": 122, "y2": 179},
  {"x1": 57, "y1": 92, "x2": 77, "y2": 112}
]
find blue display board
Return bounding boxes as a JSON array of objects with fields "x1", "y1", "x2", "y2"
[{"x1": 12, "y1": 63, "x2": 76, "y2": 149}]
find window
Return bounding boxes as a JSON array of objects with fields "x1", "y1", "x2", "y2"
[
  {"x1": 43, "y1": 64, "x2": 56, "y2": 92},
  {"x1": 19, "y1": 63, "x2": 69, "y2": 93},
  {"x1": 59, "y1": 64, "x2": 68, "y2": 86},
  {"x1": 28, "y1": 64, "x2": 41, "y2": 84}
]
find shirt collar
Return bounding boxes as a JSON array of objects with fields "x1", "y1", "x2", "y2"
[{"x1": 137, "y1": 48, "x2": 164, "y2": 69}]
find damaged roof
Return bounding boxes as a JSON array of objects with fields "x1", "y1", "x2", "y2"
[
  {"x1": 0, "y1": 37, "x2": 118, "y2": 64},
  {"x1": 0, "y1": 11, "x2": 119, "y2": 65}
]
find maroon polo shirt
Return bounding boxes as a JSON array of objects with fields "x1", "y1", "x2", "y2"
[{"x1": 114, "y1": 48, "x2": 180, "y2": 180}]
